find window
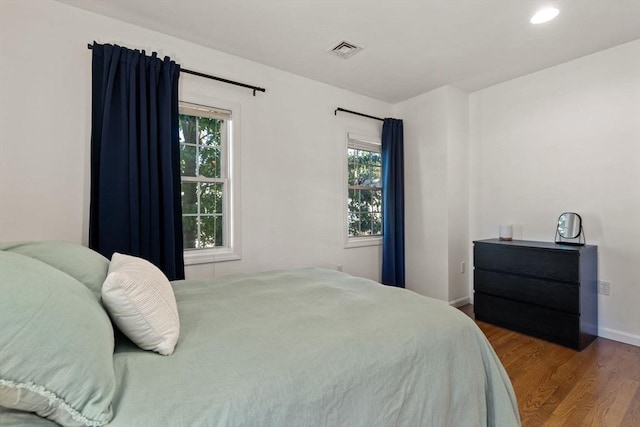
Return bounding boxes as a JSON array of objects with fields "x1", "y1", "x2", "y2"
[
  {"x1": 179, "y1": 102, "x2": 238, "y2": 263},
  {"x1": 346, "y1": 133, "x2": 382, "y2": 244}
]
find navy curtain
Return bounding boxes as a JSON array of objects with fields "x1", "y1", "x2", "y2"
[
  {"x1": 381, "y1": 118, "x2": 405, "y2": 287},
  {"x1": 89, "y1": 42, "x2": 184, "y2": 280}
]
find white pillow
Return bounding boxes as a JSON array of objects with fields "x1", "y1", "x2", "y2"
[{"x1": 102, "y1": 253, "x2": 180, "y2": 355}]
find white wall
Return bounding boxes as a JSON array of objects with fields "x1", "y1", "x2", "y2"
[
  {"x1": 393, "y1": 86, "x2": 469, "y2": 304},
  {"x1": 469, "y1": 40, "x2": 640, "y2": 345},
  {"x1": 445, "y1": 87, "x2": 470, "y2": 304},
  {"x1": 394, "y1": 88, "x2": 448, "y2": 300},
  {"x1": 0, "y1": 0, "x2": 390, "y2": 281}
]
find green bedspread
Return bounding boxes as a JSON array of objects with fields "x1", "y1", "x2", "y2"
[{"x1": 2, "y1": 268, "x2": 520, "y2": 426}]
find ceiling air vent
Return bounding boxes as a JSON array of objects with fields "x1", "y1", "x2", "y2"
[{"x1": 328, "y1": 40, "x2": 363, "y2": 59}]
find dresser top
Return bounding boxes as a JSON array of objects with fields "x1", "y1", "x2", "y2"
[{"x1": 473, "y1": 238, "x2": 597, "y2": 252}]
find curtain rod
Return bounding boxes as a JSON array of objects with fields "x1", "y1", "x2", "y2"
[
  {"x1": 334, "y1": 107, "x2": 384, "y2": 122},
  {"x1": 87, "y1": 44, "x2": 266, "y2": 96}
]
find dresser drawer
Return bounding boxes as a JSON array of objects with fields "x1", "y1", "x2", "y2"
[
  {"x1": 474, "y1": 270, "x2": 579, "y2": 314},
  {"x1": 474, "y1": 293, "x2": 580, "y2": 349},
  {"x1": 474, "y1": 243, "x2": 579, "y2": 283}
]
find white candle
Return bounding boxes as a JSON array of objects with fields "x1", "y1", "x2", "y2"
[{"x1": 499, "y1": 225, "x2": 513, "y2": 241}]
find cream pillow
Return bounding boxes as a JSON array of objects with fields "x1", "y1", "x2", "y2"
[{"x1": 102, "y1": 253, "x2": 180, "y2": 355}]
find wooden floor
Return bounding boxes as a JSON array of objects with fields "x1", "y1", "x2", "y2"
[{"x1": 459, "y1": 304, "x2": 640, "y2": 427}]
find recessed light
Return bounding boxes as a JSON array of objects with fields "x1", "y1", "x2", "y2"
[{"x1": 530, "y1": 7, "x2": 560, "y2": 24}]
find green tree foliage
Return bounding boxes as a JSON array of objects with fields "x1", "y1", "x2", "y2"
[
  {"x1": 179, "y1": 114, "x2": 224, "y2": 249},
  {"x1": 348, "y1": 148, "x2": 382, "y2": 236}
]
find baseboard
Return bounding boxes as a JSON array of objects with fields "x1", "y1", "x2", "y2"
[
  {"x1": 598, "y1": 327, "x2": 640, "y2": 347},
  {"x1": 449, "y1": 296, "x2": 471, "y2": 308}
]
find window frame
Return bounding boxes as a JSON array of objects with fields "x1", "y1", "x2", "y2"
[
  {"x1": 344, "y1": 131, "x2": 383, "y2": 249},
  {"x1": 178, "y1": 97, "x2": 241, "y2": 265}
]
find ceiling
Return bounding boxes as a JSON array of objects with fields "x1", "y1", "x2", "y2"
[{"x1": 57, "y1": 0, "x2": 640, "y2": 103}]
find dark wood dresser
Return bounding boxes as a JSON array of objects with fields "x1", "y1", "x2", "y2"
[{"x1": 473, "y1": 239, "x2": 598, "y2": 350}]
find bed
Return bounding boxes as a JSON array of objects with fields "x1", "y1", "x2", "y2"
[{"x1": 0, "y1": 241, "x2": 520, "y2": 426}]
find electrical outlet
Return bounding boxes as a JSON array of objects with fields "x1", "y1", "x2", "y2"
[
  {"x1": 336, "y1": 264, "x2": 343, "y2": 272},
  {"x1": 598, "y1": 281, "x2": 611, "y2": 296}
]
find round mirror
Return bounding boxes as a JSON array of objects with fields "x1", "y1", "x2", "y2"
[{"x1": 557, "y1": 212, "x2": 582, "y2": 239}]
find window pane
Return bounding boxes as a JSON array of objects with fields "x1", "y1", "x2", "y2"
[
  {"x1": 200, "y1": 183, "x2": 223, "y2": 214},
  {"x1": 181, "y1": 182, "x2": 198, "y2": 214},
  {"x1": 200, "y1": 215, "x2": 223, "y2": 248},
  {"x1": 356, "y1": 150, "x2": 366, "y2": 185},
  {"x1": 348, "y1": 149, "x2": 357, "y2": 186},
  {"x1": 198, "y1": 117, "x2": 222, "y2": 147},
  {"x1": 349, "y1": 213, "x2": 361, "y2": 237},
  {"x1": 216, "y1": 217, "x2": 223, "y2": 247},
  {"x1": 371, "y1": 189, "x2": 382, "y2": 213},
  {"x1": 372, "y1": 213, "x2": 382, "y2": 235},
  {"x1": 182, "y1": 216, "x2": 198, "y2": 249},
  {"x1": 349, "y1": 190, "x2": 360, "y2": 213},
  {"x1": 179, "y1": 115, "x2": 197, "y2": 144},
  {"x1": 362, "y1": 165, "x2": 375, "y2": 187},
  {"x1": 360, "y1": 190, "x2": 375, "y2": 213},
  {"x1": 371, "y1": 166, "x2": 381, "y2": 187},
  {"x1": 360, "y1": 212, "x2": 372, "y2": 235},
  {"x1": 198, "y1": 147, "x2": 220, "y2": 178},
  {"x1": 363, "y1": 150, "x2": 373, "y2": 167},
  {"x1": 180, "y1": 144, "x2": 197, "y2": 177},
  {"x1": 348, "y1": 188, "x2": 357, "y2": 209},
  {"x1": 359, "y1": 151, "x2": 374, "y2": 186}
]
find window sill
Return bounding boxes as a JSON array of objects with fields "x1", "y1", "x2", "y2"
[
  {"x1": 345, "y1": 236, "x2": 382, "y2": 249},
  {"x1": 184, "y1": 247, "x2": 241, "y2": 265}
]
